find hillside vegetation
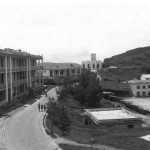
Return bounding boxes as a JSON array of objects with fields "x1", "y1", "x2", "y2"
[
  {"x1": 103, "y1": 46, "x2": 150, "y2": 68},
  {"x1": 98, "y1": 67, "x2": 143, "y2": 96}
]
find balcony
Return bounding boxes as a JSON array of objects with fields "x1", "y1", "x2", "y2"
[
  {"x1": 12, "y1": 67, "x2": 27, "y2": 71},
  {"x1": 30, "y1": 66, "x2": 40, "y2": 70},
  {"x1": 31, "y1": 76, "x2": 41, "y2": 81},
  {"x1": 13, "y1": 79, "x2": 27, "y2": 86},
  {"x1": 0, "y1": 67, "x2": 5, "y2": 72},
  {"x1": 0, "y1": 84, "x2": 6, "y2": 91}
]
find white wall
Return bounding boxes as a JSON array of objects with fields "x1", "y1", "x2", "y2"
[
  {"x1": 43, "y1": 70, "x2": 50, "y2": 77},
  {"x1": 141, "y1": 75, "x2": 150, "y2": 80},
  {"x1": 129, "y1": 83, "x2": 150, "y2": 97},
  {"x1": 82, "y1": 60, "x2": 102, "y2": 70}
]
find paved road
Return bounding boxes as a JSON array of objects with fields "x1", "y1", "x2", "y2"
[{"x1": 5, "y1": 90, "x2": 58, "y2": 150}]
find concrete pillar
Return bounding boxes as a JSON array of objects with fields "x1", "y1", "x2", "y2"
[
  {"x1": 5, "y1": 56, "x2": 8, "y2": 104},
  {"x1": 10, "y1": 56, "x2": 13, "y2": 101}
]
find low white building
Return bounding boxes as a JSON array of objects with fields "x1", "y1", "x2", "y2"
[
  {"x1": 128, "y1": 80, "x2": 150, "y2": 97},
  {"x1": 80, "y1": 108, "x2": 142, "y2": 130},
  {"x1": 43, "y1": 66, "x2": 81, "y2": 78},
  {"x1": 82, "y1": 53, "x2": 102, "y2": 71},
  {"x1": 141, "y1": 74, "x2": 150, "y2": 80}
]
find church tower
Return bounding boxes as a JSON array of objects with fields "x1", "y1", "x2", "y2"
[{"x1": 91, "y1": 53, "x2": 96, "y2": 61}]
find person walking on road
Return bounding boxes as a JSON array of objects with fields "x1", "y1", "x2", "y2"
[
  {"x1": 38, "y1": 103, "x2": 40, "y2": 112},
  {"x1": 41, "y1": 103, "x2": 43, "y2": 112}
]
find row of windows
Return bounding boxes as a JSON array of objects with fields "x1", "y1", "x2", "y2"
[
  {"x1": 137, "y1": 91, "x2": 150, "y2": 97},
  {"x1": 83, "y1": 64, "x2": 100, "y2": 69},
  {"x1": 137, "y1": 85, "x2": 150, "y2": 89}
]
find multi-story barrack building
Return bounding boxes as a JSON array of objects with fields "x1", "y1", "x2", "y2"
[
  {"x1": 0, "y1": 48, "x2": 43, "y2": 106},
  {"x1": 43, "y1": 66, "x2": 81, "y2": 78}
]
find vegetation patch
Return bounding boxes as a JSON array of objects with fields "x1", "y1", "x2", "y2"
[{"x1": 45, "y1": 71, "x2": 150, "y2": 150}]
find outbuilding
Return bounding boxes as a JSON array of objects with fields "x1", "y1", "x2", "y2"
[{"x1": 80, "y1": 108, "x2": 142, "y2": 131}]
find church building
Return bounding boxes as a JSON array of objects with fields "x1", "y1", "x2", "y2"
[{"x1": 81, "y1": 53, "x2": 102, "y2": 71}]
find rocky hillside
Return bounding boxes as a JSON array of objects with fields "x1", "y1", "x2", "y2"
[{"x1": 103, "y1": 46, "x2": 150, "y2": 68}]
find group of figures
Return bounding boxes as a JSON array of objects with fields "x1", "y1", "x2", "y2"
[{"x1": 38, "y1": 103, "x2": 47, "y2": 112}]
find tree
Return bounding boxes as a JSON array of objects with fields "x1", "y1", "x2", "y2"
[
  {"x1": 58, "y1": 106, "x2": 71, "y2": 135},
  {"x1": 27, "y1": 87, "x2": 34, "y2": 97},
  {"x1": 56, "y1": 76, "x2": 76, "y2": 101},
  {"x1": 75, "y1": 70, "x2": 102, "y2": 107},
  {"x1": 47, "y1": 102, "x2": 71, "y2": 136}
]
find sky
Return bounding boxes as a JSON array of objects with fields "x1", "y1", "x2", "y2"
[{"x1": 0, "y1": 0, "x2": 150, "y2": 64}]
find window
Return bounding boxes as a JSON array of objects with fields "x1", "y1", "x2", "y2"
[
  {"x1": 148, "y1": 91, "x2": 150, "y2": 97},
  {"x1": 83, "y1": 64, "x2": 85, "y2": 68},
  {"x1": 142, "y1": 85, "x2": 146, "y2": 89},
  {"x1": 137, "y1": 92, "x2": 140, "y2": 97},
  {"x1": 97, "y1": 64, "x2": 99, "y2": 68},
  {"x1": 137, "y1": 85, "x2": 140, "y2": 89},
  {"x1": 148, "y1": 85, "x2": 150, "y2": 89},
  {"x1": 88, "y1": 64, "x2": 90, "y2": 69},
  {"x1": 127, "y1": 124, "x2": 134, "y2": 129},
  {"x1": 93, "y1": 64, "x2": 95, "y2": 68},
  {"x1": 143, "y1": 91, "x2": 145, "y2": 97},
  {"x1": 85, "y1": 118, "x2": 89, "y2": 125}
]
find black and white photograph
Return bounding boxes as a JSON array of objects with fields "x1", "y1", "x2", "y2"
[{"x1": 1, "y1": 0, "x2": 150, "y2": 150}]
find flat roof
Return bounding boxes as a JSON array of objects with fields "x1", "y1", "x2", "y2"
[
  {"x1": 141, "y1": 74, "x2": 150, "y2": 79},
  {"x1": 44, "y1": 66, "x2": 81, "y2": 70},
  {"x1": 0, "y1": 48, "x2": 42, "y2": 59},
  {"x1": 85, "y1": 108, "x2": 141, "y2": 124},
  {"x1": 128, "y1": 80, "x2": 150, "y2": 84}
]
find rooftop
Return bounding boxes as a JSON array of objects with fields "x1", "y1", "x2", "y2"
[
  {"x1": 141, "y1": 74, "x2": 150, "y2": 79},
  {"x1": 0, "y1": 48, "x2": 42, "y2": 59},
  {"x1": 128, "y1": 80, "x2": 150, "y2": 84},
  {"x1": 85, "y1": 108, "x2": 141, "y2": 124}
]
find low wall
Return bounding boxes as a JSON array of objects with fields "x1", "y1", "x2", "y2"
[{"x1": 120, "y1": 100, "x2": 150, "y2": 115}]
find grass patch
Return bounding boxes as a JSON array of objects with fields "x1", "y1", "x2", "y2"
[{"x1": 46, "y1": 100, "x2": 150, "y2": 150}]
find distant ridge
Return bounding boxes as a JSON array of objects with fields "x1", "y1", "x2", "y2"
[
  {"x1": 103, "y1": 46, "x2": 150, "y2": 68},
  {"x1": 43, "y1": 62, "x2": 81, "y2": 69}
]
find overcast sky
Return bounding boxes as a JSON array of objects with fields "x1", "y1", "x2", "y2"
[{"x1": 0, "y1": 0, "x2": 150, "y2": 63}]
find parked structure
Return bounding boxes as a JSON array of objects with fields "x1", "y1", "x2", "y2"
[
  {"x1": 0, "y1": 48, "x2": 43, "y2": 106},
  {"x1": 80, "y1": 108, "x2": 142, "y2": 131},
  {"x1": 81, "y1": 53, "x2": 102, "y2": 71},
  {"x1": 43, "y1": 65, "x2": 81, "y2": 78},
  {"x1": 128, "y1": 80, "x2": 150, "y2": 97}
]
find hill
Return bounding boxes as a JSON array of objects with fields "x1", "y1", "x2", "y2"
[
  {"x1": 103, "y1": 46, "x2": 150, "y2": 68},
  {"x1": 43, "y1": 62, "x2": 81, "y2": 69},
  {"x1": 98, "y1": 67, "x2": 143, "y2": 96}
]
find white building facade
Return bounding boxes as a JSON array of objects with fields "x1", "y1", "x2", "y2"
[
  {"x1": 43, "y1": 66, "x2": 81, "y2": 78},
  {"x1": 82, "y1": 54, "x2": 102, "y2": 71},
  {"x1": 128, "y1": 80, "x2": 150, "y2": 97},
  {"x1": 141, "y1": 74, "x2": 150, "y2": 80},
  {"x1": 0, "y1": 48, "x2": 43, "y2": 107}
]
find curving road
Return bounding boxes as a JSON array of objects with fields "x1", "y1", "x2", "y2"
[{"x1": 5, "y1": 88, "x2": 58, "y2": 150}]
